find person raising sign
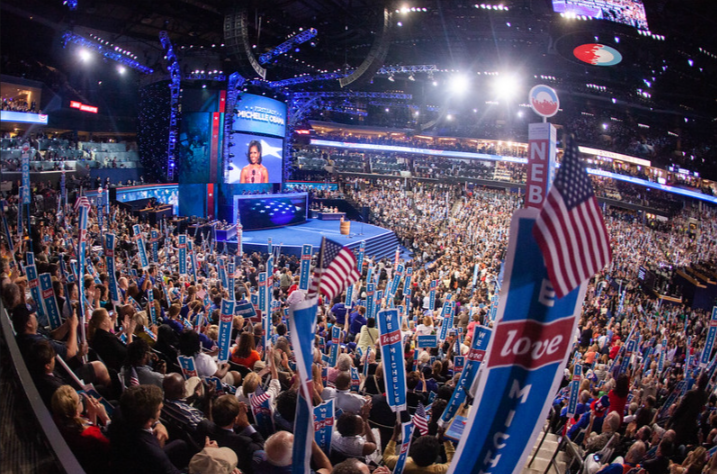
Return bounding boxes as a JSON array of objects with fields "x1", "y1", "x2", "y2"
[{"x1": 239, "y1": 140, "x2": 269, "y2": 184}]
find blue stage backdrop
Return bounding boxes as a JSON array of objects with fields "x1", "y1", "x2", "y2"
[
  {"x1": 233, "y1": 193, "x2": 308, "y2": 230},
  {"x1": 178, "y1": 112, "x2": 213, "y2": 184}
]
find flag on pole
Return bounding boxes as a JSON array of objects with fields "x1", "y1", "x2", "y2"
[
  {"x1": 413, "y1": 402, "x2": 429, "y2": 436},
  {"x1": 532, "y1": 135, "x2": 612, "y2": 298},
  {"x1": 307, "y1": 237, "x2": 360, "y2": 301}
]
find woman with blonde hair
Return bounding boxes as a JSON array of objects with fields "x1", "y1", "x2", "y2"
[{"x1": 51, "y1": 385, "x2": 110, "y2": 472}]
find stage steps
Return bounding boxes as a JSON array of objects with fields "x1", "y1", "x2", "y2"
[{"x1": 346, "y1": 231, "x2": 399, "y2": 262}]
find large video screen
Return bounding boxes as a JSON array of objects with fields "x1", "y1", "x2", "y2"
[
  {"x1": 234, "y1": 193, "x2": 308, "y2": 230},
  {"x1": 233, "y1": 93, "x2": 287, "y2": 137},
  {"x1": 225, "y1": 133, "x2": 283, "y2": 184},
  {"x1": 552, "y1": 0, "x2": 648, "y2": 30}
]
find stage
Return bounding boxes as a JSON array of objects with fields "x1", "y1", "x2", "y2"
[{"x1": 224, "y1": 218, "x2": 400, "y2": 260}]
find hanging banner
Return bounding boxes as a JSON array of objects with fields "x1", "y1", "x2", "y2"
[
  {"x1": 178, "y1": 234, "x2": 188, "y2": 276},
  {"x1": 218, "y1": 299, "x2": 236, "y2": 363},
  {"x1": 701, "y1": 307, "x2": 717, "y2": 367},
  {"x1": 439, "y1": 326, "x2": 492, "y2": 426},
  {"x1": 448, "y1": 208, "x2": 587, "y2": 474},
  {"x1": 392, "y1": 422, "x2": 416, "y2": 474},
  {"x1": 299, "y1": 244, "x2": 313, "y2": 291},
  {"x1": 151, "y1": 230, "x2": 159, "y2": 264},
  {"x1": 314, "y1": 399, "x2": 335, "y2": 456},
  {"x1": 105, "y1": 234, "x2": 120, "y2": 304},
  {"x1": 378, "y1": 308, "x2": 407, "y2": 412},
  {"x1": 39, "y1": 273, "x2": 62, "y2": 330},
  {"x1": 132, "y1": 224, "x2": 149, "y2": 271}
]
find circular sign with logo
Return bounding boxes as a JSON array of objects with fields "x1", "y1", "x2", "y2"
[
  {"x1": 529, "y1": 85, "x2": 560, "y2": 118},
  {"x1": 573, "y1": 44, "x2": 623, "y2": 66}
]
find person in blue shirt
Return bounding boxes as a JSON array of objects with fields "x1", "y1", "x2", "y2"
[
  {"x1": 348, "y1": 306, "x2": 367, "y2": 340},
  {"x1": 331, "y1": 298, "x2": 348, "y2": 326}
]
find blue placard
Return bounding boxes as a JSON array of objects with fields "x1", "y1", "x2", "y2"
[
  {"x1": 566, "y1": 365, "x2": 582, "y2": 416},
  {"x1": 314, "y1": 399, "x2": 334, "y2": 456},
  {"x1": 440, "y1": 326, "x2": 492, "y2": 426},
  {"x1": 178, "y1": 234, "x2": 188, "y2": 276},
  {"x1": 403, "y1": 267, "x2": 413, "y2": 294},
  {"x1": 218, "y1": 299, "x2": 235, "y2": 363},
  {"x1": 151, "y1": 230, "x2": 159, "y2": 264},
  {"x1": 393, "y1": 422, "x2": 416, "y2": 474},
  {"x1": 389, "y1": 264, "x2": 404, "y2": 296},
  {"x1": 299, "y1": 244, "x2": 313, "y2": 291},
  {"x1": 133, "y1": 224, "x2": 150, "y2": 270},
  {"x1": 227, "y1": 262, "x2": 235, "y2": 300},
  {"x1": 329, "y1": 325, "x2": 341, "y2": 367},
  {"x1": 177, "y1": 355, "x2": 198, "y2": 379},
  {"x1": 701, "y1": 307, "x2": 717, "y2": 367},
  {"x1": 366, "y1": 283, "x2": 375, "y2": 321},
  {"x1": 39, "y1": 273, "x2": 62, "y2": 330},
  {"x1": 26, "y1": 264, "x2": 48, "y2": 326},
  {"x1": 147, "y1": 288, "x2": 157, "y2": 325},
  {"x1": 235, "y1": 299, "x2": 258, "y2": 321},
  {"x1": 429, "y1": 280, "x2": 437, "y2": 311},
  {"x1": 417, "y1": 335, "x2": 438, "y2": 348},
  {"x1": 378, "y1": 308, "x2": 407, "y2": 412},
  {"x1": 448, "y1": 209, "x2": 587, "y2": 474}
]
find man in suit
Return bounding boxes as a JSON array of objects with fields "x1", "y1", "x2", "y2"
[
  {"x1": 197, "y1": 394, "x2": 265, "y2": 474},
  {"x1": 108, "y1": 385, "x2": 188, "y2": 474}
]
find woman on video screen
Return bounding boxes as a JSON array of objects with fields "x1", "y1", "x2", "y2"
[{"x1": 239, "y1": 140, "x2": 269, "y2": 184}]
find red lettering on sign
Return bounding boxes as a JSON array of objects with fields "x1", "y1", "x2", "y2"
[
  {"x1": 42, "y1": 288, "x2": 53, "y2": 299},
  {"x1": 487, "y1": 318, "x2": 574, "y2": 370},
  {"x1": 380, "y1": 330, "x2": 402, "y2": 346},
  {"x1": 467, "y1": 348, "x2": 486, "y2": 363}
]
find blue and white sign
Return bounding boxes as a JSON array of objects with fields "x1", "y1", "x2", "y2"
[
  {"x1": 105, "y1": 234, "x2": 120, "y2": 304},
  {"x1": 177, "y1": 355, "x2": 198, "y2": 379},
  {"x1": 392, "y1": 422, "x2": 416, "y2": 474},
  {"x1": 314, "y1": 399, "x2": 334, "y2": 456},
  {"x1": 39, "y1": 273, "x2": 62, "y2": 330},
  {"x1": 417, "y1": 335, "x2": 438, "y2": 348},
  {"x1": 378, "y1": 308, "x2": 407, "y2": 412},
  {"x1": 217, "y1": 299, "x2": 235, "y2": 363},
  {"x1": 701, "y1": 307, "x2": 717, "y2": 367},
  {"x1": 178, "y1": 234, "x2": 187, "y2": 276},
  {"x1": 299, "y1": 244, "x2": 313, "y2": 291},
  {"x1": 366, "y1": 283, "x2": 376, "y2": 321},
  {"x1": 133, "y1": 224, "x2": 150, "y2": 270},
  {"x1": 448, "y1": 209, "x2": 587, "y2": 474}
]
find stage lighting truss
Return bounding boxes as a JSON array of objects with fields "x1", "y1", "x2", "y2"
[
  {"x1": 376, "y1": 65, "x2": 438, "y2": 78},
  {"x1": 160, "y1": 31, "x2": 181, "y2": 180},
  {"x1": 62, "y1": 31, "x2": 154, "y2": 74},
  {"x1": 269, "y1": 72, "x2": 348, "y2": 88},
  {"x1": 259, "y1": 28, "x2": 318, "y2": 65}
]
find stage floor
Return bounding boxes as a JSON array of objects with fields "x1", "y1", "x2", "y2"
[{"x1": 229, "y1": 219, "x2": 394, "y2": 255}]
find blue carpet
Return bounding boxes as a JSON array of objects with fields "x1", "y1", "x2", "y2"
[{"x1": 225, "y1": 219, "x2": 399, "y2": 260}]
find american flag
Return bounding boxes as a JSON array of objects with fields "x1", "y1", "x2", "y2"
[
  {"x1": 413, "y1": 402, "x2": 429, "y2": 436},
  {"x1": 129, "y1": 366, "x2": 140, "y2": 386},
  {"x1": 532, "y1": 135, "x2": 612, "y2": 298},
  {"x1": 307, "y1": 237, "x2": 361, "y2": 302},
  {"x1": 250, "y1": 385, "x2": 271, "y2": 409},
  {"x1": 74, "y1": 195, "x2": 90, "y2": 211}
]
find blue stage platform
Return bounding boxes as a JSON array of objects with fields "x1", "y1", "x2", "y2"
[{"x1": 224, "y1": 219, "x2": 400, "y2": 260}]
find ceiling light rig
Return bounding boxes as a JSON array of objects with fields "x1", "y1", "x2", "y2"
[{"x1": 62, "y1": 31, "x2": 153, "y2": 74}]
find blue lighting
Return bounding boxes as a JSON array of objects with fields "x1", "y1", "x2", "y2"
[
  {"x1": 63, "y1": 0, "x2": 78, "y2": 10},
  {"x1": 159, "y1": 31, "x2": 181, "y2": 180},
  {"x1": 258, "y1": 28, "x2": 318, "y2": 65},
  {"x1": 61, "y1": 31, "x2": 153, "y2": 74}
]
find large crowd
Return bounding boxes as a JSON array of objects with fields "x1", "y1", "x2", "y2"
[{"x1": 1, "y1": 173, "x2": 717, "y2": 474}]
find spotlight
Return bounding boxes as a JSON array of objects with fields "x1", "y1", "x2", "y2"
[
  {"x1": 492, "y1": 74, "x2": 519, "y2": 99},
  {"x1": 408, "y1": 74, "x2": 415, "y2": 81},
  {"x1": 79, "y1": 49, "x2": 92, "y2": 61},
  {"x1": 117, "y1": 65, "x2": 126, "y2": 74},
  {"x1": 450, "y1": 74, "x2": 470, "y2": 94}
]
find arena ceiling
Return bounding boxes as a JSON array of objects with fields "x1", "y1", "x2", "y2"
[{"x1": 2, "y1": 0, "x2": 717, "y2": 115}]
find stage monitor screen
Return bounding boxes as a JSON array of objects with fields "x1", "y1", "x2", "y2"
[
  {"x1": 232, "y1": 93, "x2": 287, "y2": 137},
  {"x1": 225, "y1": 134, "x2": 283, "y2": 184},
  {"x1": 551, "y1": 0, "x2": 648, "y2": 30},
  {"x1": 234, "y1": 193, "x2": 307, "y2": 230}
]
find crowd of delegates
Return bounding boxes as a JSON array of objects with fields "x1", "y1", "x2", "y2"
[
  {"x1": 1, "y1": 177, "x2": 717, "y2": 474},
  {"x1": 1, "y1": 96, "x2": 38, "y2": 113}
]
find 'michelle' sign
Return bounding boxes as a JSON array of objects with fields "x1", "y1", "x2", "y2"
[{"x1": 232, "y1": 93, "x2": 287, "y2": 138}]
